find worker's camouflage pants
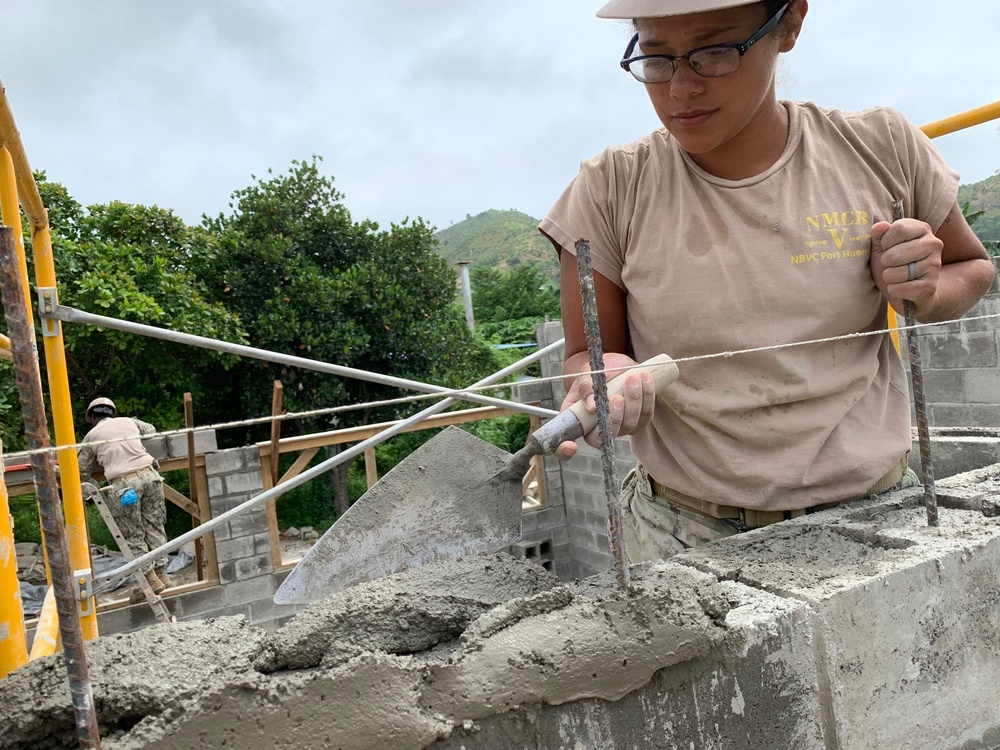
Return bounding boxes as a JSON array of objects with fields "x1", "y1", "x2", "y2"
[
  {"x1": 110, "y1": 469, "x2": 168, "y2": 574},
  {"x1": 619, "y1": 460, "x2": 920, "y2": 564}
]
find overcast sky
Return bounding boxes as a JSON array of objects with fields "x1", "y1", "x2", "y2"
[{"x1": 3, "y1": 1, "x2": 998, "y2": 233}]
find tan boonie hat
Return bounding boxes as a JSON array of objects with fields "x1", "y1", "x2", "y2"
[{"x1": 597, "y1": 0, "x2": 759, "y2": 18}]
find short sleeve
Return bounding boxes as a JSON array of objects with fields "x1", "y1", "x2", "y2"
[
  {"x1": 885, "y1": 107, "x2": 959, "y2": 232},
  {"x1": 538, "y1": 147, "x2": 633, "y2": 290}
]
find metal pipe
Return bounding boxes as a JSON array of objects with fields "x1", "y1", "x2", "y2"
[
  {"x1": 46, "y1": 304, "x2": 556, "y2": 419},
  {"x1": 32, "y1": 231, "x2": 98, "y2": 639},
  {"x1": 0, "y1": 82, "x2": 47, "y2": 234},
  {"x1": 921, "y1": 100, "x2": 1000, "y2": 140},
  {"x1": 0, "y1": 227, "x2": 101, "y2": 749},
  {"x1": 457, "y1": 261, "x2": 475, "y2": 332},
  {"x1": 95, "y1": 337, "x2": 565, "y2": 584},
  {"x1": 575, "y1": 240, "x2": 630, "y2": 590},
  {"x1": 0, "y1": 443, "x2": 29, "y2": 678}
]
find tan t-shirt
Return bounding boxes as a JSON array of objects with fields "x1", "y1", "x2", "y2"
[
  {"x1": 540, "y1": 102, "x2": 958, "y2": 511},
  {"x1": 78, "y1": 417, "x2": 156, "y2": 481}
]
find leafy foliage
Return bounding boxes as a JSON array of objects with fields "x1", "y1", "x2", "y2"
[
  {"x1": 199, "y1": 158, "x2": 504, "y2": 513},
  {"x1": 958, "y1": 172, "x2": 1000, "y2": 243}
]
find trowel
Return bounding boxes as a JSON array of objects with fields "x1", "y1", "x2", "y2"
[{"x1": 274, "y1": 354, "x2": 679, "y2": 604}]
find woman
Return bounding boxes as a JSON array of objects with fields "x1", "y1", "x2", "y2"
[{"x1": 540, "y1": 0, "x2": 994, "y2": 559}]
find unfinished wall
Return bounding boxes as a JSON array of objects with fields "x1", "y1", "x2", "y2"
[
  {"x1": 913, "y1": 255, "x2": 1000, "y2": 426},
  {"x1": 88, "y1": 447, "x2": 303, "y2": 638},
  {"x1": 5, "y1": 476, "x2": 999, "y2": 750}
]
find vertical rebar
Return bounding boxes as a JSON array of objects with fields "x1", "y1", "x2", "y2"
[
  {"x1": 575, "y1": 239, "x2": 630, "y2": 590},
  {"x1": 0, "y1": 227, "x2": 102, "y2": 748},
  {"x1": 892, "y1": 201, "x2": 938, "y2": 527}
]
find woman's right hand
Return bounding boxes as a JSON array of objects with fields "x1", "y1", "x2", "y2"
[{"x1": 554, "y1": 353, "x2": 656, "y2": 461}]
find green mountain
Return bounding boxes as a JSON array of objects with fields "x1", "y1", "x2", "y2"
[
  {"x1": 433, "y1": 209, "x2": 558, "y2": 283},
  {"x1": 958, "y1": 172, "x2": 1000, "y2": 247}
]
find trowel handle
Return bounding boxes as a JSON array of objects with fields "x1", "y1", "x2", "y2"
[{"x1": 530, "y1": 353, "x2": 679, "y2": 455}]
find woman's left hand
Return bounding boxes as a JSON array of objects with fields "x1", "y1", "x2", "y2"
[{"x1": 870, "y1": 218, "x2": 943, "y2": 317}]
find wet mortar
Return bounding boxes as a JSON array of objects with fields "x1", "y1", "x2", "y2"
[{"x1": 4, "y1": 484, "x2": 999, "y2": 749}]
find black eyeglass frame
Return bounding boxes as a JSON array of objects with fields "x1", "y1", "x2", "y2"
[{"x1": 620, "y1": 2, "x2": 790, "y2": 83}]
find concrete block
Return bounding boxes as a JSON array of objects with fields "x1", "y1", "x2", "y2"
[
  {"x1": 235, "y1": 554, "x2": 272, "y2": 581},
  {"x1": 960, "y1": 296, "x2": 1000, "y2": 332},
  {"x1": 932, "y1": 404, "x2": 1000, "y2": 428},
  {"x1": 520, "y1": 509, "x2": 539, "y2": 534},
  {"x1": 205, "y1": 448, "x2": 246, "y2": 476},
  {"x1": 253, "y1": 532, "x2": 273, "y2": 556},
  {"x1": 513, "y1": 379, "x2": 551, "y2": 405},
  {"x1": 676, "y1": 493, "x2": 1000, "y2": 750},
  {"x1": 216, "y1": 536, "x2": 257, "y2": 563},
  {"x1": 532, "y1": 506, "x2": 565, "y2": 529},
  {"x1": 243, "y1": 449, "x2": 262, "y2": 472},
  {"x1": 218, "y1": 561, "x2": 237, "y2": 585},
  {"x1": 211, "y1": 521, "x2": 233, "y2": 542},
  {"x1": 910, "y1": 433, "x2": 1000, "y2": 480},
  {"x1": 225, "y1": 471, "x2": 264, "y2": 495},
  {"x1": 166, "y1": 429, "x2": 218, "y2": 459},
  {"x1": 922, "y1": 368, "x2": 968, "y2": 403},
  {"x1": 207, "y1": 477, "x2": 224, "y2": 498},
  {"x1": 224, "y1": 575, "x2": 276, "y2": 607},
  {"x1": 172, "y1": 585, "x2": 226, "y2": 620},
  {"x1": 920, "y1": 331, "x2": 998, "y2": 370},
  {"x1": 95, "y1": 605, "x2": 132, "y2": 635},
  {"x1": 964, "y1": 367, "x2": 1000, "y2": 403},
  {"x1": 140, "y1": 436, "x2": 169, "y2": 461},
  {"x1": 226, "y1": 509, "x2": 267, "y2": 538}
]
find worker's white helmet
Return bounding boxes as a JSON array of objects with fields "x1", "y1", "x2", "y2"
[
  {"x1": 598, "y1": 0, "x2": 764, "y2": 18},
  {"x1": 86, "y1": 397, "x2": 117, "y2": 425}
]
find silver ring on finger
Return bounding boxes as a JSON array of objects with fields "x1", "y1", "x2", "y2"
[{"x1": 906, "y1": 261, "x2": 917, "y2": 282}]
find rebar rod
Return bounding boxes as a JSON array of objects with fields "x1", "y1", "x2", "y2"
[
  {"x1": 575, "y1": 239, "x2": 630, "y2": 590},
  {"x1": 892, "y1": 200, "x2": 938, "y2": 527},
  {"x1": 0, "y1": 228, "x2": 101, "y2": 749},
  {"x1": 45, "y1": 304, "x2": 553, "y2": 419}
]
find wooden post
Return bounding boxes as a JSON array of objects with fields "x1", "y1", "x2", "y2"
[
  {"x1": 184, "y1": 394, "x2": 217, "y2": 581},
  {"x1": 270, "y1": 381, "x2": 283, "y2": 487},
  {"x1": 364, "y1": 447, "x2": 378, "y2": 489}
]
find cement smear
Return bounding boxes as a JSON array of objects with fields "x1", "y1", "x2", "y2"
[{"x1": 0, "y1": 553, "x2": 731, "y2": 750}]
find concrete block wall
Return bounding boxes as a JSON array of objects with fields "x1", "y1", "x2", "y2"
[
  {"x1": 89, "y1": 447, "x2": 304, "y2": 637},
  {"x1": 509, "y1": 321, "x2": 573, "y2": 580},
  {"x1": 910, "y1": 256, "x2": 1000, "y2": 426},
  {"x1": 141, "y1": 428, "x2": 218, "y2": 462}
]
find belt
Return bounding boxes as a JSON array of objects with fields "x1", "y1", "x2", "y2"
[
  {"x1": 112, "y1": 467, "x2": 156, "y2": 483},
  {"x1": 648, "y1": 455, "x2": 909, "y2": 530}
]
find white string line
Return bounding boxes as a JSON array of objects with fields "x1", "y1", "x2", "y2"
[{"x1": 8, "y1": 311, "x2": 1000, "y2": 463}]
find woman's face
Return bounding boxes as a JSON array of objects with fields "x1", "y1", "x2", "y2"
[{"x1": 634, "y1": 2, "x2": 802, "y2": 168}]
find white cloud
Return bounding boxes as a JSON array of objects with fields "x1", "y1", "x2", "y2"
[{"x1": 2, "y1": 0, "x2": 997, "y2": 231}]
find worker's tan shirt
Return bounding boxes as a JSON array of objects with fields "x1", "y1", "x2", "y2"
[
  {"x1": 78, "y1": 417, "x2": 156, "y2": 481},
  {"x1": 541, "y1": 102, "x2": 958, "y2": 511}
]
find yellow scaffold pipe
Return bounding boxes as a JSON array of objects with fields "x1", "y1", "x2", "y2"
[
  {"x1": 921, "y1": 100, "x2": 1000, "y2": 140},
  {"x1": 0, "y1": 444, "x2": 29, "y2": 678},
  {"x1": 28, "y1": 586, "x2": 60, "y2": 660},
  {"x1": 0, "y1": 81, "x2": 98, "y2": 640}
]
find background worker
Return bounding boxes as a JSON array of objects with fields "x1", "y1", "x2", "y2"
[
  {"x1": 78, "y1": 397, "x2": 172, "y2": 601},
  {"x1": 542, "y1": 0, "x2": 995, "y2": 560}
]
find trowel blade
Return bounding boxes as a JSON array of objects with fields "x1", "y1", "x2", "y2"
[{"x1": 274, "y1": 426, "x2": 524, "y2": 605}]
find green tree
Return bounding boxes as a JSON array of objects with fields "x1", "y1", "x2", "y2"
[
  {"x1": 6, "y1": 175, "x2": 248, "y2": 437},
  {"x1": 470, "y1": 263, "x2": 561, "y2": 343},
  {"x1": 202, "y1": 157, "x2": 502, "y2": 514}
]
